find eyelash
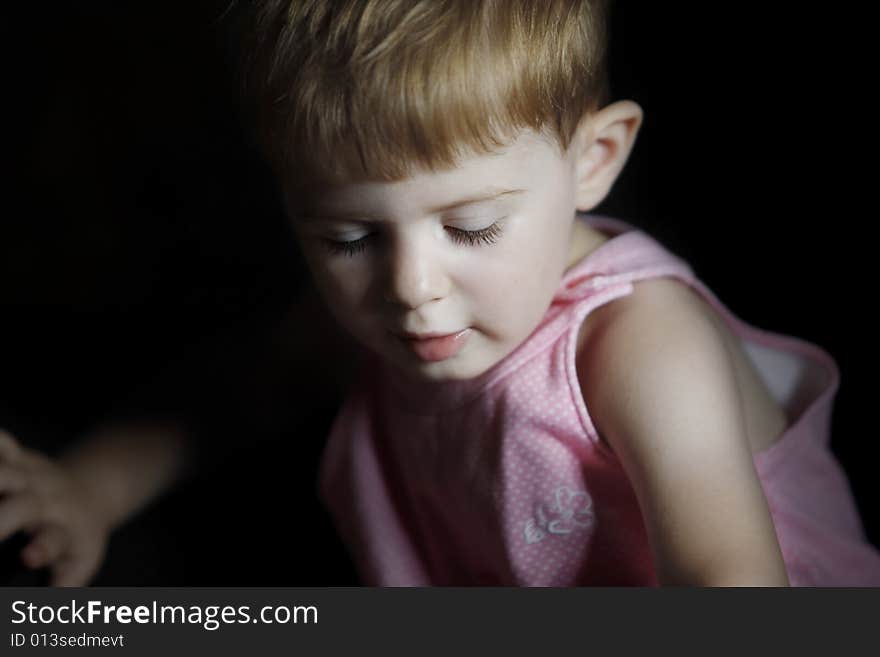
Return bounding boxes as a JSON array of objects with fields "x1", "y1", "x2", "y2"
[{"x1": 321, "y1": 220, "x2": 505, "y2": 258}]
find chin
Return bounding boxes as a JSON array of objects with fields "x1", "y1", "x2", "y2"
[{"x1": 393, "y1": 351, "x2": 495, "y2": 382}]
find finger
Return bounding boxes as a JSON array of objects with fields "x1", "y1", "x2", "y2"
[
  {"x1": 21, "y1": 525, "x2": 71, "y2": 570},
  {"x1": 0, "y1": 429, "x2": 23, "y2": 463},
  {"x1": 0, "y1": 493, "x2": 40, "y2": 542},
  {"x1": 50, "y1": 555, "x2": 96, "y2": 587},
  {"x1": 0, "y1": 463, "x2": 28, "y2": 495}
]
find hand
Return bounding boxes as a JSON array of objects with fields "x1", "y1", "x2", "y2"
[{"x1": 0, "y1": 429, "x2": 111, "y2": 586}]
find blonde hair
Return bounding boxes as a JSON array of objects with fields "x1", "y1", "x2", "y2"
[{"x1": 243, "y1": 0, "x2": 610, "y2": 199}]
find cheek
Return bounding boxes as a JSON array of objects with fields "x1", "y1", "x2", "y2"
[
  {"x1": 510, "y1": 225, "x2": 571, "y2": 319},
  {"x1": 318, "y1": 266, "x2": 368, "y2": 313},
  {"x1": 459, "y1": 234, "x2": 560, "y2": 329},
  {"x1": 499, "y1": 219, "x2": 568, "y2": 289},
  {"x1": 301, "y1": 248, "x2": 371, "y2": 320}
]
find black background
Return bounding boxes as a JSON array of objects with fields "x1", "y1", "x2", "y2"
[{"x1": 1, "y1": 3, "x2": 875, "y2": 584}]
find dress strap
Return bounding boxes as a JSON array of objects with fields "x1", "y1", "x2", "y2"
[{"x1": 555, "y1": 217, "x2": 697, "y2": 306}]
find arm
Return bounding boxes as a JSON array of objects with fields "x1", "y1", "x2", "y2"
[
  {"x1": 60, "y1": 290, "x2": 344, "y2": 498},
  {"x1": 0, "y1": 420, "x2": 189, "y2": 586},
  {"x1": 59, "y1": 420, "x2": 190, "y2": 534},
  {"x1": 577, "y1": 278, "x2": 789, "y2": 586},
  {"x1": 0, "y1": 282, "x2": 350, "y2": 586}
]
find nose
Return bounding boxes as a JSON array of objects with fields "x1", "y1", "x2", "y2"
[{"x1": 382, "y1": 230, "x2": 450, "y2": 309}]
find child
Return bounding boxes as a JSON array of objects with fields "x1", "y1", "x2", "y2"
[{"x1": 243, "y1": 0, "x2": 880, "y2": 585}]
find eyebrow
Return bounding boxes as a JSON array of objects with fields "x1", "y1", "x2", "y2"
[
  {"x1": 300, "y1": 187, "x2": 526, "y2": 224},
  {"x1": 426, "y1": 187, "x2": 527, "y2": 213}
]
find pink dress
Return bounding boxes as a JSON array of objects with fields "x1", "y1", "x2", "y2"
[{"x1": 319, "y1": 213, "x2": 880, "y2": 586}]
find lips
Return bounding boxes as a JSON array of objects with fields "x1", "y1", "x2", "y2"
[
  {"x1": 394, "y1": 328, "x2": 472, "y2": 362},
  {"x1": 398, "y1": 330, "x2": 458, "y2": 340}
]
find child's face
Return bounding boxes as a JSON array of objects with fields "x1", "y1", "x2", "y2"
[{"x1": 293, "y1": 129, "x2": 583, "y2": 382}]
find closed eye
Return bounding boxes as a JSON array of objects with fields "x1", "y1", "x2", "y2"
[
  {"x1": 321, "y1": 234, "x2": 372, "y2": 257},
  {"x1": 445, "y1": 220, "x2": 505, "y2": 246},
  {"x1": 320, "y1": 219, "x2": 506, "y2": 257}
]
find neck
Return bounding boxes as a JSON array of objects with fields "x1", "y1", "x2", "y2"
[{"x1": 565, "y1": 217, "x2": 611, "y2": 272}]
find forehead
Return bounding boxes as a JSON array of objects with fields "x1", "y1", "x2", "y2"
[{"x1": 296, "y1": 129, "x2": 564, "y2": 216}]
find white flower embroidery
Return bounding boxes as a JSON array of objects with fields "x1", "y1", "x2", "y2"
[{"x1": 523, "y1": 486, "x2": 594, "y2": 545}]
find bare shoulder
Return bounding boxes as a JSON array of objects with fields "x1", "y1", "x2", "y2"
[
  {"x1": 574, "y1": 276, "x2": 791, "y2": 584},
  {"x1": 575, "y1": 276, "x2": 715, "y2": 384},
  {"x1": 575, "y1": 276, "x2": 787, "y2": 455},
  {"x1": 575, "y1": 277, "x2": 701, "y2": 346}
]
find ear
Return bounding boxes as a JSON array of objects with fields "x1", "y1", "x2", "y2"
[{"x1": 570, "y1": 100, "x2": 644, "y2": 212}]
